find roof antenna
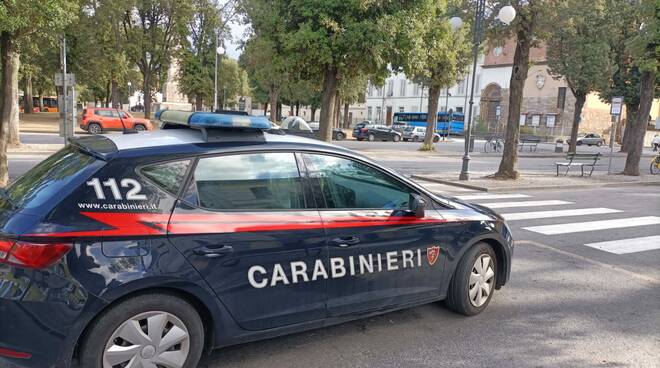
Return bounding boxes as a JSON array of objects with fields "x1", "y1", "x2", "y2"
[{"x1": 116, "y1": 108, "x2": 137, "y2": 135}]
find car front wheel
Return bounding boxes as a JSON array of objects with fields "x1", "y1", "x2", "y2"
[
  {"x1": 134, "y1": 124, "x2": 146, "y2": 132},
  {"x1": 445, "y1": 242, "x2": 497, "y2": 316},
  {"x1": 335, "y1": 132, "x2": 345, "y2": 141},
  {"x1": 79, "y1": 293, "x2": 205, "y2": 368},
  {"x1": 392, "y1": 134, "x2": 400, "y2": 142},
  {"x1": 368, "y1": 134, "x2": 375, "y2": 142}
]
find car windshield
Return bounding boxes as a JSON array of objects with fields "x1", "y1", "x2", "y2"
[
  {"x1": 403, "y1": 127, "x2": 415, "y2": 132},
  {"x1": 3, "y1": 146, "x2": 100, "y2": 210}
]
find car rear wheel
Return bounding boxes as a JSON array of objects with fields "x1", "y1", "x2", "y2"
[
  {"x1": 392, "y1": 134, "x2": 400, "y2": 142},
  {"x1": 134, "y1": 124, "x2": 146, "y2": 132},
  {"x1": 596, "y1": 141, "x2": 602, "y2": 147},
  {"x1": 335, "y1": 131, "x2": 345, "y2": 141},
  {"x1": 88, "y1": 123, "x2": 102, "y2": 135},
  {"x1": 412, "y1": 136, "x2": 419, "y2": 142},
  {"x1": 445, "y1": 242, "x2": 497, "y2": 316},
  {"x1": 368, "y1": 134, "x2": 375, "y2": 142},
  {"x1": 433, "y1": 136, "x2": 440, "y2": 143},
  {"x1": 576, "y1": 140, "x2": 583, "y2": 146},
  {"x1": 79, "y1": 293, "x2": 205, "y2": 368}
]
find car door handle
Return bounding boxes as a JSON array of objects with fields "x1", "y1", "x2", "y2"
[
  {"x1": 330, "y1": 236, "x2": 360, "y2": 247},
  {"x1": 193, "y1": 245, "x2": 233, "y2": 258}
]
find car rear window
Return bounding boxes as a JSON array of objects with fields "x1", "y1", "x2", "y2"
[
  {"x1": 141, "y1": 160, "x2": 191, "y2": 194},
  {"x1": 4, "y1": 146, "x2": 100, "y2": 210}
]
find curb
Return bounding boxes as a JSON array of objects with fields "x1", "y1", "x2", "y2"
[{"x1": 411, "y1": 174, "x2": 660, "y2": 192}]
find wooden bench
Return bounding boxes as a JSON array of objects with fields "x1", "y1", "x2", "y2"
[
  {"x1": 518, "y1": 136, "x2": 541, "y2": 152},
  {"x1": 555, "y1": 153, "x2": 601, "y2": 176}
]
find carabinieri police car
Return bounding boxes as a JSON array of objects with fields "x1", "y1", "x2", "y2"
[{"x1": 0, "y1": 111, "x2": 513, "y2": 368}]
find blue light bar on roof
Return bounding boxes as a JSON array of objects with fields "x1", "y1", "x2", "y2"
[{"x1": 157, "y1": 110, "x2": 271, "y2": 130}]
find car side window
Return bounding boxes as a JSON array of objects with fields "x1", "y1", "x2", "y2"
[
  {"x1": 187, "y1": 152, "x2": 305, "y2": 210},
  {"x1": 306, "y1": 154, "x2": 413, "y2": 210},
  {"x1": 141, "y1": 160, "x2": 191, "y2": 194}
]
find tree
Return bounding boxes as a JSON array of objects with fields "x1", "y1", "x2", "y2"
[
  {"x1": 0, "y1": 0, "x2": 77, "y2": 186},
  {"x1": 337, "y1": 74, "x2": 368, "y2": 128},
  {"x1": 547, "y1": 0, "x2": 613, "y2": 153},
  {"x1": 119, "y1": 0, "x2": 192, "y2": 118},
  {"x1": 402, "y1": 1, "x2": 471, "y2": 150},
  {"x1": 178, "y1": 0, "x2": 221, "y2": 110},
  {"x1": 217, "y1": 57, "x2": 249, "y2": 108},
  {"x1": 622, "y1": 0, "x2": 659, "y2": 176},
  {"x1": 492, "y1": 0, "x2": 556, "y2": 179},
  {"x1": 281, "y1": 0, "x2": 436, "y2": 141}
]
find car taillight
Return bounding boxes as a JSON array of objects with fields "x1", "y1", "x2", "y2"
[
  {"x1": 0, "y1": 240, "x2": 71, "y2": 269},
  {"x1": 360, "y1": 128, "x2": 368, "y2": 132}
]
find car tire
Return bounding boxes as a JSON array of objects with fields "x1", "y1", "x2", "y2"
[
  {"x1": 88, "y1": 123, "x2": 102, "y2": 135},
  {"x1": 393, "y1": 134, "x2": 400, "y2": 142},
  {"x1": 368, "y1": 134, "x2": 375, "y2": 142},
  {"x1": 413, "y1": 136, "x2": 419, "y2": 142},
  {"x1": 576, "y1": 140, "x2": 583, "y2": 146},
  {"x1": 134, "y1": 124, "x2": 146, "y2": 132},
  {"x1": 445, "y1": 242, "x2": 497, "y2": 316},
  {"x1": 356, "y1": 138, "x2": 363, "y2": 141},
  {"x1": 335, "y1": 132, "x2": 345, "y2": 141},
  {"x1": 596, "y1": 141, "x2": 602, "y2": 147},
  {"x1": 79, "y1": 293, "x2": 205, "y2": 368},
  {"x1": 433, "y1": 136, "x2": 440, "y2": 143}
]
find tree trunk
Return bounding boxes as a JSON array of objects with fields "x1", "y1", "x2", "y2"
[
  {"x1": 111, "y1": 80, "x2": 120, "y2": 108},
  {"x1": 623, "y1": 69, "x2": 655, "y2": 176},
  {"x1": 263, "y1": 102, "x2": 268, "y2": 116},
  {"x1": 311, "y1": 107, "x2": 317, "y2": 121},
  {"x1": 195, "y1": 96, "x2": 203, "y2": 111},
  {"x1": 334, "y1": 96, "x2": 341, "y2": 128},
  {"x1": 268, "y1": 87, "x2": 279, "y2": 122},
  {"x1": 38, "y1": 95, "x2": 44, "y2": 112},
  {"x1": 143, "y1": 73, "x2": 151, "y2": 118},
  {"x1": 343, "y1": 102, "x2": 350, "y2": 129},
  {"x1": 1, "y1": 33, "x2": 20, "y2": 150},
  {"x1": 568, "y1": 92, "x2": 586, "y2": 154},
  {"x1": 319, "y1": 65, "x2": 338, "y2": 142},
  {"x1": 620, "y1": 103, "x2": 638, "y2": 152},
  {"x1": 23, "y1": 75, "x2": 34, "y2": 114},
  {"x1": 423, "y1": 84, "x2": 442, "y2": 148},
  {"x1": 295, "y1": 102, "x2": 300, "y2": 117},
  {"x1": 494, "y1": 30, "x2": 531, "y2": 179}
]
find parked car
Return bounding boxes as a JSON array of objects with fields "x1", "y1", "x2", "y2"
[
  {"x1": 81, "y1": 107, "x2": 154, "y2": 134},
  {"x1": 281, "y1": 116, "x2": 345, "y2": 140},
  {"x1": 353, "y1": 123, "x2": 402, "y2": 142},
  {"x1": 402, "y1": 126, "x2": 441, "y2": 143},
  {"x1": 567, "y1": 133, "x2": 606, "y2": 147}
]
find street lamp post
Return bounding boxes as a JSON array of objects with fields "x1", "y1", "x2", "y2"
[
  {"x1": 459, "y1": 2, "x2": 516, "y2": 181},
  {"x1": 213, "y1": 32, "x2": 225, "y2": 112}
]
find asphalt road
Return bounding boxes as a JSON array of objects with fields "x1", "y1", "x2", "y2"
[{"x1": 3, "y1": 133, "x2": 659, "y2": 368}]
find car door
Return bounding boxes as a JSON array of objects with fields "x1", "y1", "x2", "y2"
[
  {"x1": 167, "y1": 151, "x2": 329, "y2": 331},
  {"x1": 303, "y1": 153, "x2": 448, "y2": 317}
]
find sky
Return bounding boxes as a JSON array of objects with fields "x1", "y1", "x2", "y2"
[{"x1": 225, "y1": 18, "x2": 249, "y2": 60}]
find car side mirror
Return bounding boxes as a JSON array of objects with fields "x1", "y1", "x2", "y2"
[{"x1": 409, "y1": 194, "x2": 426, "y2": 218}]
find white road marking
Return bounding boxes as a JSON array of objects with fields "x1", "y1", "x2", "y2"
[
  {"x1": 523, "y1": 216, "x2": 660, "y2": 235},
  {"x1": 479, "y1": 200, "x2": 572, "y2": 209},
  {"x1": 455, "y1": 193, "x2": 531, "y2": 201},
  {"x1": 584, "y1": 235, "x2": 660, "y2": 254},
  {"x1": 501, "y1": 208, "x2": 623, "y2": 221}
]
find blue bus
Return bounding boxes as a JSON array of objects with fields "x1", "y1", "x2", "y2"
[{"x1": 393, "y1": 112, "x2": 465, "y2": 135}]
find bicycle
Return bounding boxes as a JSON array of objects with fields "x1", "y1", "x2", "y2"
[
  {"x1": 484, "y1": 135, "x2": 504, "y2": 153},
  {"x1": 651, "y1": 154, "x2": 660, "y2": 175}
]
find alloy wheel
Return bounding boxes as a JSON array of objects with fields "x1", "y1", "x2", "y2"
[
  {"x1": 468, "y1": 254, "x2": 495, "y2": 308},
  {"x1": 103, "y1": 311, "x2": 190, "y2": 368}
]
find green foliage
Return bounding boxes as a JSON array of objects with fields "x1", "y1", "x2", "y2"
[
  {"x1": 0, "y1": 0, "x2": 78, "y2": 37},
  {"x1": 626, "y1": 0, "x2": 659, "y2": 73},
  {"x1": 546, "y1": 0, "x2": 613, "y2": 97}
]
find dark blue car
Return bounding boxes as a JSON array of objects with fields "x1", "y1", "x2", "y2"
[{"x1": 0, "y1": 111, "x2": 513, "y2": 368}]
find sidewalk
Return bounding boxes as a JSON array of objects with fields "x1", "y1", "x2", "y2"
[{"x1": 412, "y1": 171, "x2": 660, "y2": 192}]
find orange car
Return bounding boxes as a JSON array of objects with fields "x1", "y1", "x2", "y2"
[{"x1": 81, "y1": 108, "x2": 154, "y2": 134}]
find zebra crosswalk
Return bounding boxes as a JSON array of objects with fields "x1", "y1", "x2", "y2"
[{"x1": 416, "y1": 180, "x2": 660, "y2": 255}]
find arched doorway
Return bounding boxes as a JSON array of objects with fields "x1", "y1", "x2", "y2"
[{"x1": 480, "y1": 83, "x2": 503, "y2": 133}]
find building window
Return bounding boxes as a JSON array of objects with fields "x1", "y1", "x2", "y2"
[
  {"x1": 531, "y1": 114, "x2": 541, "y2": 127},
  {"x1": 413, "y1": 83, "x2": 420, "y2": 96},
  {"x1": 377, "y1": 87, "x2": 383, "y2": 97},
  {"x1": 519, "y1": 114, "x2": 527, "y2": 126},
  {"x1": 399, "y1": 106, "x2": 405, "y2": 113},
  {"x1": 387, "y1": 80, "x2": 394, "y2": 96},
  {"x1": 557, "y1": 87, "x2": 567, "y2": 111},
  {"x1": 376, "y1": 106, "x2": 382, "y2": 122},
  {"x1": 456, "y1": 107, "x2": 463, "y2": 113},
  {"x1": 546, "y1": 114, "x2": 556, "y2": 127},
  {"x1": 399, "y1": 80, "x2": 407, "y2": 96},
  {"x1": 368, "y1": 83, "x2": 374, "y2": 97},
  {"x1": 367, "y1": 106, "x2": 373, "y2": 120}
]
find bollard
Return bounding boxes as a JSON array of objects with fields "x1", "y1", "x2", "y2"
[{"x1": 555, "y1": 139, "x2": 564, "y2": 153}]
